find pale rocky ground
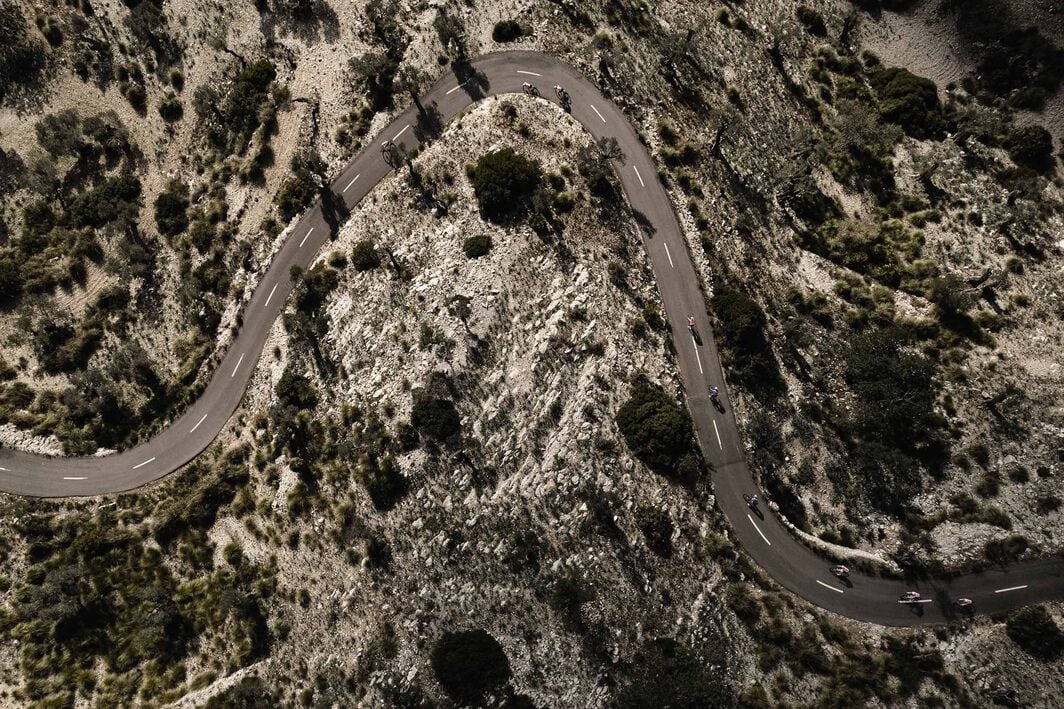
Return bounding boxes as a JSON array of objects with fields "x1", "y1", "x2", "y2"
[{"x1": 153, "y1": 96, "x2": 744, "y2": 705}]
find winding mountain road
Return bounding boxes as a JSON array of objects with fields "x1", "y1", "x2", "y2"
[{"x1": 3, "y1": 51, "x2": 1062, "y2": 626}]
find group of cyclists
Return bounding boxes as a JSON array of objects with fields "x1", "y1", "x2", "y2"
[{"x1": 522, "y1": 82, "x2": 570, "y2": 107}]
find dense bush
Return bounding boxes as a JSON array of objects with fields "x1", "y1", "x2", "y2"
[
  {"x1": 348, "y1": 51, "x2": 398, "y2": 110},
  {"x1": 1006, "y1": 606, "x2": 1064, "y2": 661},
  {"x1": 359, "y1": 455, "x2": 408, "y2": 511},
  {"x1": 410, "y1": 395, "x2": 461, "y2": 442},
  {"x1": 1004, "y1": 125, "x2": 1055, "y2": 174},
  {"x1": 468, "y1": 148, "x2": 543, "y2": 223},
  {"x1": 711, "y1": 286, "x2": 783, "y2": 400},
  {"x1": 616, "y1": 638, "x2": 732, "y2": 707},
  {"x1": 869, "y1": 67, "x2": 947, "y2": 139},
  {"x1": 275, "y1": 370, "x2": 317, "y2": 409},
  {"x1": 195, "y1": 60, "x2": 277, "y2": 155},
  {"x1": 351, "y1": 239, "x2": 382, "y2": 271},
  {"x1": 154, "y1": 179, "x2": 190, "y2": 237},
  {"x1": 492, "y1": 19, "x2": 525, "y2": 42},
  {"x1": 294, "y1": 263, "x2": 338, "y2": 314},
  {"x1": 637, "y1": 507, "x2": 674, "y2": 557},
  {"x1": 430, "y1": 629, "x2": 511, "y2": 703},
  {"x1": 838, "y1": 328, "x2": 946, "y2": 511},
  {"x1": 275, "y1": 168, "x2": 318, "y2": 221},
  {"x1": 462, "y1": 233, "x2": 492, "y2": 258},
  {"x1": 795, "y1": 6, "x2": 826, "y2": 36},
  {"x1": 616, "y1": 380, "x2": 696, "y2": 482},
  {"x1": 0, "y1": 1, "x2": 46, "y2": 103}
]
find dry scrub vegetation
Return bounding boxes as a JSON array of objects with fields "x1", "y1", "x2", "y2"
[{"x1": 1, "y1": 0, "x2": 1064, "y2": 706}]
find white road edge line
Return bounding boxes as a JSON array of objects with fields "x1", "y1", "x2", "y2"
[
  {"x1": 343, "y1": 174, "x2": 361, "y2": 192},
  {"x1": 590, "y1": 104, "x2": 606, "y2": 123},
  {"x1": 995, "y1": 585, "x2": 1029, "y2": 593},
  {"x1": 264, "y1": 283, "x2": 279, "y2": 308},
  {"x1": 663, "y1": 242, "x2": 675, "y2": 267},
  {"x1": 393, "y1": 124, "x2": 410, "y2": 140},
  {"x1": 748, "y1": 514, "x2": 771, "y2": 545},
  {"x1": 692, "y1": 337, "x2": 703, "y2": 374},
  {"x1": 132, "y1": 457, "x2": 155, "y2": 470},
  {"x1": 190, "y1": 413, "x2": 208, "y2": 433},
  {"x1": 712, "y1": 420, "x2": 723, "y2": 450},
  {"x1": 299, "y1": 227, "x2": 315, "y2": 247},
  {"x1": 516, "y1": 70, "x2": 541, "y2": 76},
  {"x1": 816, "y1": 580, "x2": 844, "y2": 594},
  {"x1": 231, "y1": 353, "x2": 245, "y2": 377},
  {"x1": 446, "y1": 81, "x2": 469, "y2": 95},
  {"x1": 633, "y1": 165, "x2": 645, "y2": 187},
  {"x1": 63, "y1": 476, "x2": 87, "y2": 481}
]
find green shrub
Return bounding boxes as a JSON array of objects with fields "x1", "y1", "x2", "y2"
[
  {"x1": 1004, "y1": 125, "x2": 1055, "y2": 173},
  {"x1": 430, "y1": 629, "x2": 511, "y2": 703},
  {"x1": 351, "y1": 239, "x2": 382, "y2": 271},
  {"x1": 617, "y1": 638, "x2": 732, "y2": 707},
  {"x1": 616, "y1": 380, "x2": 696, "y2": 482},
  {"x1": 468, "y1": 148, "x2": 543, "y2": 223},
  {"x1": 158, "y1": 93, "x2": 183, "y2": 122},
  {"x1": 637, "y1": 507, "x2": 673, "y2": 557},
  {"x1": 410, "y1": 395, "x2": 461, "y2": 442},
  {"x1": 359, "y1": 455, "x2": 408, "y2": 511},
  {"x1": 984, "y1": 534, "x2": 1028, "y2": 564},
  {"x1": 154, "y1": 179, "x2": 190, "y2": 237},
  {"x1": 1006, "y1": 606, "x2": 1064, "y2": 661},
  {"x1": 869, "y1": 67, "x2": 947, "y2": 139},
  {"x1": 275, "y1": 169, "x2": 318, "y2": 221},
  {"x1": 275, "y1": 370, "x2": 317, "y2": 409},
  {"x1": 348, "y1": 50, "x2": 399, "y2": 111},
  {"x1": 796, "y1": 6, "x2": 826, "y2": 36},
  {"x1": 0, "y1": 2, "x2": 46, "y2": 103},
  {"x1": 711, "y1": 286, "x2": 783, "y2": 399},
  {"x1": 492, "y1": 19, "x2": 525, "y2": 42},
  {"x1": 294, "y1": 263, "x2": 338, "y2": 314},
  {"x1": 462, "y1": 233, "x2": 492, "y2": 258}
]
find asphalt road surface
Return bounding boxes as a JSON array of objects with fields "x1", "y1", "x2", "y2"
[{"x1": 2, "y1": 51, "x2": 1062, "y2": 626}]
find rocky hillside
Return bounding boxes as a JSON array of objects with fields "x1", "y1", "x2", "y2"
[{"x1": 0, "y1": 0, "x2": 1063, "y2": 706}]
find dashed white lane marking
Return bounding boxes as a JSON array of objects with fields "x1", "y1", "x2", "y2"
[
  {"x1": 0, "y1": 466, "x2": 7, "y2": 471},
  {"x1": 995, "y1": 585, "x2": 1028, "y2": 593},
  {"x1": 343, "y1": 174, "x2": 361, "y2": 192},
  {"x1": 190, "y1": 413, "x2": 208, "y2": 433},
  {"x1": 517, "y1": 70, "x2": 542, "y2": 76},
  {"x1": 817, "y1": 580, "x2": 844, "y2": 594},
  {"x1": 264, "y1": 283, "x2": 278, "y2": 308},
  {"x1": 299, "y1": 227, "x2": 315, "y2": 247},
  {"x1": 713, "y1": 420, "x2": 723, "y2": 450},
  {"x1": 63, "y1": 476, "x2": 87, "y2": 481},
  {"x1": 446, "y1": 81, "x2": 469, "y2": 95},
  {"x1": 231, "y1": 353, "x2": 245, "y2": 377},
  {"x1": 590, "y1": 104, "x2": 606, "y2": 123},
  {"x1": 692, "y1": 337, "x2": 703, "y2": 374},
  {"x1": 748, "y1": 514, "x2": 771, "y2": 545},
  {"x1": 663, "y1": 242, "x2": 675, "y2": 267},
  {"x1": 393, "y1": 124, "x2": 410, "y2": 140},
  {"x1": 633, "y1": 165, "x2": 645, "y2": 187},
  {"x1": 132, "y1": 457, "x2": 156, "y2": 470},
  {"x1": 899, "y1": 599, "x2": 934, "y2": 604}
]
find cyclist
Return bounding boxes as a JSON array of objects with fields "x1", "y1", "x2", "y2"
[
  {"x1": 900, "y1": 591, "x2": 921, "y2": 602},
  {"x1": 830, "y1": 565, "x2": 850, "y2": 578},
  {"x1": 522, "y1": 81, "x2": 534, "y2": 95},
  {"x1": 955, "y1": 598, "x2": 973, "y2": 608},
  {"x1": 709, "y1": 386, "x2": 720, "y2": 404},
  {"x1": 688, "y1": 316, "x2": 696, "y2": 330},
  {"x1": 746, "y1": 494, "x2": 759, "y2": 510},
  {"x1": 554, "y1": 84, "x2": 569, "y2": 102}
]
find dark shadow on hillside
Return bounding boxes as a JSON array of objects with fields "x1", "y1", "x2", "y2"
[
  {"x1": 414, "y1": 103, "x2": 444, "y2": 140},
  {"x1": 259, "y1": 0, "x2": 340, "y2": 45}
]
